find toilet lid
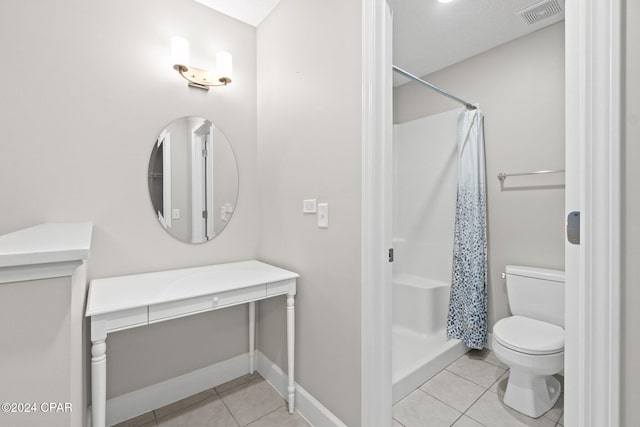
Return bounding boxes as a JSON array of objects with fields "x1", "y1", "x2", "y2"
[{"x1": 494, "y1": 316, "x2": 564, "y2": 355}]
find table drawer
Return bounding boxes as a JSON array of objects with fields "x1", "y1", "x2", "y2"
[
  {"x1": 149, "y1": 294, "x2": 211, "y2": 323},
  {"x1": 266, "y1": 278, "x2": 296, "y2": 296},
  {"x1": 212, "y1": 284, "x2": 267, "y2": 308},
  {"x1": 149, "y1": 284, "x2": 267, "y2": 323}
]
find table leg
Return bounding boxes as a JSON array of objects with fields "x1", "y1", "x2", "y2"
[
  {"x1": 287, "y1": 294, "x2": 295, "y2": 413},
  {"x1": 91, "y1": 339, "x2": 107, "y2": 427},
  {"x1": 249, "y1": 301, "x2": 256, "y2": 374}
]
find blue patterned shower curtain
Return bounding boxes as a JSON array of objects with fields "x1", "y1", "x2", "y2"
[{"x1": 446, "y1": 109, "x2": 488, "y2": 350}]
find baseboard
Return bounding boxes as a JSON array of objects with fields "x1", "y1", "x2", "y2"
[
  {"x1": 90, "y1": 351, "x2": 346, "y2": 427},
  {"x1": 99, "y1": 353, "x2": 249, "y2": 426},
  {"x1": 256, "y1": 351, "x2": 347, "y2": 427}
]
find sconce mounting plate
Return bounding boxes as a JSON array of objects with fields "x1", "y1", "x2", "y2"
[{"x1": 173, "y1": 64, "x2": 231, "y2": 91}]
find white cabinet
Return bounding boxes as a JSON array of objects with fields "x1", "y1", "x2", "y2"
[{"x1": 0, "y1": 222, "x2": 93, "y2": 427}]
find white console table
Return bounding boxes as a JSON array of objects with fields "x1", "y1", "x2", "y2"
[{"x1": 85, "y1": 260, "x2": 298, "y2": 427}]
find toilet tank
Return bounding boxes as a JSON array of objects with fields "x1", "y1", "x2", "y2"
[{"x1": 505, "y1": 265, "x2": 565, "y2": 327}]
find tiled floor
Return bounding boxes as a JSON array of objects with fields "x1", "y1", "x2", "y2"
[
  {"x1": 113, "y1": 373, "x2": 310, "y2": 427},
  {"x1": 116, "y1": 349, "x2": 563, "y2": 427},
  {"x1": 393, "y1": 349, "x2": 564, "y2": 427}
]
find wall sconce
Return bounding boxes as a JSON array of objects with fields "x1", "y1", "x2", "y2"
[{"x1": 171, "y1": 36, "x2": 232, "y2": 91}]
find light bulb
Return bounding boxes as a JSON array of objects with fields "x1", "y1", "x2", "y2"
[
  {"x1": 216, "y1": 51, "x2": 233, "y2": 80},
  {"x1": 171, "y1": 36, "x2": 189, "y2": 66}
]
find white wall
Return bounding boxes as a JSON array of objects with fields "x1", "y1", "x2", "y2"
[
  {"x1": 256, "y1": 0, "x2": 363, "y2": 425},
  {"x1": 211, "y1": 128, "x2": 238, "y2": 237},
  {"x1": 394, "y1": 22, "x2": 565, "y2": 329},
  {"x1": 0, "y1": 0, "x2": 258, "y2": 400},
  {"x1": 167, "y1": 118, "x2": 190, "y2": 241},
  {"x1": 622, "y1": 0, "x2": 640, "y2": 423},
  {"x1": 393, "y1": 109, "x2": 459, "y2": 283}
]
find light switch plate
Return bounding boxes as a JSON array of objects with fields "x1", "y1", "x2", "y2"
[
  {"x1": 303, "y1": 199, "x2": 317, "y2": 213},
  {"x1": 317, "y1": 203, "x2": 328, "y2": 228}
]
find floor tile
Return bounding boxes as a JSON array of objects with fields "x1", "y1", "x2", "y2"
[
  {"x1": 419, "y1": 370, "x2": 486, "y2": 412},
  {"x1": 154, "y1": 388, "x2": 218, "y2": 419},
  {"x1": 446, "y1": 354, "x2": 507, "y2": 388},
  {"x1": 465, "y1": 390, "x2": 556, "y2": 427},
  {"x1": 113, "y1": 411, "x2": 156, "y2": 427},
  {"x1": 392, "y1": 389, "x2": 462, "y2": 427},
  {"x1": 452, "y1": 415, "x2": 485, "y2": 427},
  {"x1": 557, "y1": 411, "x2": 564, "y2": 425},
  {"x1": 215, "y1": 372, "x2": 263, "y2": 395},
  {"x1": 245, "y1": 407, "x2": 310, "y2": 427},
  {"x1": 156, "y1": 397, "x2": 237, "y2": 427},
  {"x1": 220, "y1": 378, "x2": 285, "y2": 426},
  {"x1": 466, "y1": 349, "x2": 508, "y2": 369},
  {"x1": 392, "y1": 419, "x2": 405, "y2": 427},
  {"x1": 542, "y1": 393, "x2": 564, "y2": 423}
]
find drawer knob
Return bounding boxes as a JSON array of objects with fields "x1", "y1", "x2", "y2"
[{"x1": 213, "y1": 296, "x2": 219, "y2": 304}]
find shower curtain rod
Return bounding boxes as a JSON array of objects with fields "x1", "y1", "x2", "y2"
[{"x1": 393, "y1": 65, "x2": 477, "y2": 110}]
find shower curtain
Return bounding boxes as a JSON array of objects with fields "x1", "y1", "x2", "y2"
[{"x1": 446, "y1": 108, "x2": 488, "y2": 350}]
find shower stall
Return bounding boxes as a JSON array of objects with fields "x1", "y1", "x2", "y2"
[{"x1": 391, "y1": 108, "x2": 469, "y2": 403}]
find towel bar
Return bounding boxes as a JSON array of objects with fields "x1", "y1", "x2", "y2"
[{"x1": 497, "y1": 169, "x2": 565, "y2": 183}]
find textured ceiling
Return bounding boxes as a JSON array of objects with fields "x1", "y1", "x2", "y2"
[
  {"x1": 393, "y1": 0, "x2": 564, "y2": 85},
  {"x1": 193, "y1": 0, "x2": 280, "y2": 27}
]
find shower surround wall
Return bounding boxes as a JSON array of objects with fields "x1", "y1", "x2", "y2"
[
  {"x1": 394, "y1": 21, "x2": 566, "y2": 331},
  {"x1": 393, "y1": 109, "x2": 458, "y2": 282},
  {"x1": 392, "y1": 109, "x2": 468, "y2": 402}
]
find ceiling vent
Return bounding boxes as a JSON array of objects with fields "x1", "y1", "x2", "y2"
[{"x1": 516, "y1": 0, "x2": 564, "y2": 25}]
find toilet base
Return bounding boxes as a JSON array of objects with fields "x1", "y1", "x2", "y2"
[{"x1": 503, "y1": 370, "x2": 561, "y2": 418}]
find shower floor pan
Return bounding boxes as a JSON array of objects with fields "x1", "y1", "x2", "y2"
[
  {"x1": 392, "y1": 327, "x2": 468, "y2": 404},
  {"x1": 392, "y1": 273, "x2": 469, "y2": 403}
]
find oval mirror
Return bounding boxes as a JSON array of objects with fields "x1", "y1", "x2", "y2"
[{"x1": 148, "y1": 116, "x2": 238, "y2": 243}]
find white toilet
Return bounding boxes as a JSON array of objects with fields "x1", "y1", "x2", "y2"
[{"x1": 492, "y1": 265, "x2": 565, "y2": 418}]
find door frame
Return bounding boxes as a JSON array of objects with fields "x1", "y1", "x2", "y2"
[
  {"x1": 190, "y1": 121, "x2": 215, "y2": 243},
  {"x1": 564, "y1": 0, "x2": 621, "y2": 425},
  {"x1": 158, "y1": 129, "x2": 172, "y2": 229},
  {"x1": 361, "y1": 0, "x2": 393, "y2": 425},
  {"x1": 360, "y1": 0, "x2": 622, "y2": 425}
]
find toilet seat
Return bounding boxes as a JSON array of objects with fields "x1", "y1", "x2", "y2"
[{"x1": 494, "y1": 316, "x2": 564, "y2": 355}]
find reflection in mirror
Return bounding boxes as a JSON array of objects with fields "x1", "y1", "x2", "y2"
[{"x1": 148, "y1": 116, "x2": 238, "y2": 243}]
